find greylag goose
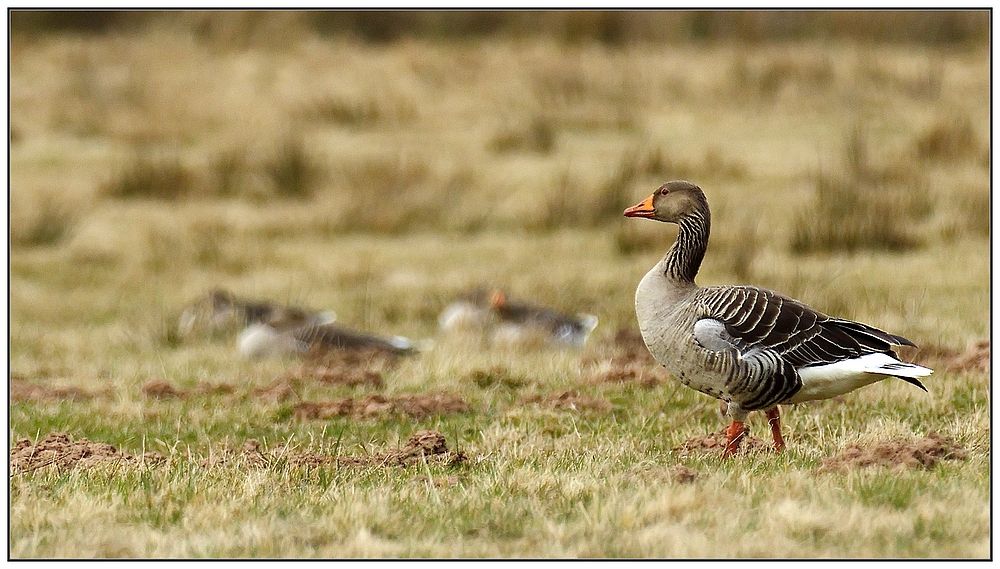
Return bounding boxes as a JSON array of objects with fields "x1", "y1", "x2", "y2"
[
  {"x1": 439, "y1": 288, "x2": 599, "y2": 348},
  {"x1": 624, "y1": 181, "x2": 932, "y2": 458},
  {"x1": 238, "y1": 321, "x2": 429, "y2": 359},
  {"x1": 177, "y1": 288, "x2": 335, "y2": 340}
]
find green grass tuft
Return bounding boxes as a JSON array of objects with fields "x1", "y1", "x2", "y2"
[
  {"x1": 103, "y1": 153, "x2": 196, "y2": 201},
  {"x1": 488, "y1": 117, "x2": 557, "y2": 154},
  {"x1": 791, "y1": 129, "x2": 935, "y2": 254},
  {"x1": 915, "y1": 116, "x2": 981, "y2": 162},
  {"x1": 10, "y1": 195, "x2": 78, "y2": 248},
  {"x1": 264, "y1": 136, "x2": 326, "y2": 200}
]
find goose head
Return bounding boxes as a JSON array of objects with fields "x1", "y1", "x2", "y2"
[{"x1": 623, "y1": 180, "x2": 706, "y2": 223}]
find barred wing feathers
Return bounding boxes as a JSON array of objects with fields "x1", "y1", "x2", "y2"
[{"x1": 697, "y1": 286, "x2": 929, "y2": 396}]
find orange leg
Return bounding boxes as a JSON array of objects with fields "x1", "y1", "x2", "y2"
[
  {"x1": 722, "y1": 420, "x2": 746, "y2": 459},
  {"x1": 765, "y1": 406, "x2": 786, "y2": 453}
]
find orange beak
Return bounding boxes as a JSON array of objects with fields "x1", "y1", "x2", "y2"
[
  {"x1": 624, "y1": 195, "x2": 656, "y2": 218},
  {"x1": 489, "y1": 289, "x2": 507, "y2": 308}
]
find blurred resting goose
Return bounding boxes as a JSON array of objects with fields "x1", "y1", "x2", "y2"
[
  {"x1": 624, "y1": 181, "x2": 932, "y2": 458},
  {"x1": 238, "y1": 321, "x2": 429, "y2": 359},
  {"x1": 177, "y1": 288, "x2": 335, "y2": 341},
  {"x1": 439, "y1": 288, "x2": 598, "y2": 348}
]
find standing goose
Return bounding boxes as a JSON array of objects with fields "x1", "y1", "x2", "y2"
[{"x1": 624, "y1": 181, "x2": 932, "y2": 458}]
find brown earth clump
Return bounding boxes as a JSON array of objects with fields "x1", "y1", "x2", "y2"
[
  {"x1": 464, "y1": 366, "x2": 529, "y2": 390},
  {"x1": 142, "y1": 378, "x2": 183, "y2": 398},
  {"x1": 916, "y1": 339, "x2": 990, "y2": 374},
  {"x1": 952, "y1": 340, "x2": 991, "y2": 373},
  {"x1": 10, "y1": 432, "x2": 166, "y2": 473},
  {"x1": 282, "y1": 359, "x2": 385, "y2": 389},
  {"x1": 668, "y1": 465, "x2": 700, "y2": 484},
  {"x1": 609, "y1": 327, "x2": 658, "y2": 366},
  {"x1": 201, "y1": 429, "x2": 466, "y2": 469},
  {"x1": 251, "y1": 378, "x2": 300, "y2": 403},
  {"x1": 528, "y1": 390, "x2": 613, "y2": 414},
  {"x1": 10, "y1": 376, "x2": 111, "y2": 403},
  {"x1": 582, "y1": 327, "x2": 668, "y2": 388},
  {"x1": 672, "y1": 427, "x2": 773, "y2": 457},
  {"x1": 584, "y1": 361, "x2": 668, "y2": 389},
  {"x1": 818, "y1": 432, "x2": 968, "y2": 472},
  {"x1": 305, "y1": 346, "x2": 401, "y2": 373},
  {"x1": 339, "y1": 429, "x2": 468, "y2": 467},
  {"x1": 291, "y1": 394, "x2": 471, "y2": 421},
  {"x1": 142, "y1": 378, "x2": 237, "y2": 399}
]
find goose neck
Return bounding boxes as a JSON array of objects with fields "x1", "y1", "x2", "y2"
[{"x1": 663, "y1": 209, "x2": 710, "y2": 284}]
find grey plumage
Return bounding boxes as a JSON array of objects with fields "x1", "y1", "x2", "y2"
[
  {"x1": 627, "y1": 180, "x2": 932, "y2": 454},
  {"x1": 177, "y1": 288, "x2": 334, "y2": 341}
]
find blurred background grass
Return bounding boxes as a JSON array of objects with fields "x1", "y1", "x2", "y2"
[
  {"x1": 10, "y1": 9, "x2": 990, "y2": 345},
  {"x1": 9, "y1": 10, "x2": 990, "y2": 44}
]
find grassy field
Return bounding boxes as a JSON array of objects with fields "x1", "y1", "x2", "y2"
[{"x1": 8, "y1": 22, "x2": 991, "y2": 558}]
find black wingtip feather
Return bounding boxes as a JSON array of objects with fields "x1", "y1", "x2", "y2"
[
  {"x1": 895, "y1": 375, "x2": 928, "y2": 392},
  {"x1": 891, "y1": 334, "x2": 917, "y2": 348}
]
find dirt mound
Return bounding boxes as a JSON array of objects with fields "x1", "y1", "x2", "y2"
[
  {"x1": 464, "y1": 366, "x2": 529, "y2": 390},
  {"x1": 142, "y1": 378, "x2": 236, "y2": 399},
  {"x1": 305, "y1": 346, "x2": 401, "y2": 371},
  {"x1": 291, "y1": 394, "x2": 471, "y2": 421},
  {"x1": 10, "y1": 432, "x2": 166, "y2": 473},
  {"x1": 528, "y1": 390, "x2": 613, "y2": 414},
  {"x1": 952, "y1": 340, "x2": 991, "y2": 372},
  {"x1": 584, "y1": 361, "x2": 667, "y2": 388},
  {"x1": 672, "y1": 427, "x2": 773, "y2": 457},
  {"x1": 281, "y1": 360, "x2": 385, "y2": 389},
  {"x1": 251, "y1": 378, "x2": 299, "y2": 403},
  {"x1": 818, "y1": 432, "x2": 968, "y2": 472},
  {"x1": 668, "y1": 465, "x2": 700, "y2": 484},
  {"x1": 582, "y1": 327, "x2": 668, "y2": 388},
  {"x1": 608, "y1": 328, "x2": 658, "y2": 366},
  {"x1": 10, "y1": 376, "x2": 111, "y2": 403},
  {"x1": 414, "y1": 474, "x2": 462, "y2": 487},
  {"x1": 917, "y1": 339, "x2": 990, "y2": 373},
  {"x1": 338, "y1": 429, "x2": 468, "y2": 468},
  {"x1": 203, "y1": 430, "x2": 466, "y2": 469}
]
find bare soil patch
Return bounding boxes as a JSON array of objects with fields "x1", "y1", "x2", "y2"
[
  {"x1": 584, "y1": 361, "x2": 668, "y2": 389},
  {"x1": 281, "y1": 358, "x2": 385, "y2": 389},
  {"x1": 202, "y1": 429, "x2": 466, "y2": 469},
  {"x1": 10, "y1": 432, "x2": 166, "y2": 474},
  {"x1": 141, "y1": 378, "x2": 236, "y2": 399},
  {"x1": 583, "y1": 327, "x2": 668, "y2": 388},
  {"x1": 630, "y1": 464, "x2": 700, "y2": 484},
  {"x1": 10, "y1": 376, "x2": 111, "y2": 403},
  {"x1": 818, "y1": 432, "x2": 968, "y2": 472},
  {"x1": 668, "y1": 465, "x2": 700, "y2": 484},
  {"x1": 251, "y1": 378, "x2": 300, "y2": 403},
  {"x1": 304, "y1": 346, "x2": 402, "y2": 371},
  {"x1": 603, "y1": 328, "x2": 659, "y2": 366},
  {"x1": 464, "y1": 366, "x2": 529, "y2": 390},
  {"x1": 672, "y1": 427, "x2": 774, "y2": 457},
  {"x1": 526, "y1": 390, "x2": 613, "y2": 414},
  {"x1": 916, "y1": 339, "x2": 990, "y2": 374},
  {"x1": 291, "y1": 394, "x2": 471, "y2": 421}
]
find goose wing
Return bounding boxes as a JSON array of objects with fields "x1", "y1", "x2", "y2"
[
  {"x1": 697, "y1": 286, "x2": 913, "y2": 367},
  {"x1": 293, "y1": 324, "x2": 417, "y2": 356}
]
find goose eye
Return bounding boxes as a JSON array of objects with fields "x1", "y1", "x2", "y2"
[{"x1": 660, "y1": 187, "x2": 669, "y2": 195}]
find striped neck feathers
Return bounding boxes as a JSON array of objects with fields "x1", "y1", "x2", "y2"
[{"x1": 663, "y1": 200, "x2": 711, "y2": 284}]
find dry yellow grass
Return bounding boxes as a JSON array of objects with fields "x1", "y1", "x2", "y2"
[{"x1": 9, "y1": 21, "x2": 990, "y2": 559}]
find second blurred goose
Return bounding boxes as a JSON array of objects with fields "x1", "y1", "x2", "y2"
[{"x1": 439, "y1": 288, "x2": 598, "y2": 348}]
